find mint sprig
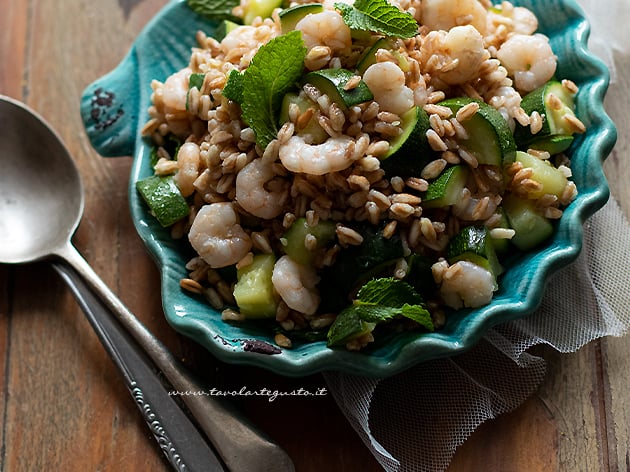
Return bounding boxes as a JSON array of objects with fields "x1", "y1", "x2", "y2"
[
  {"x1": 335, "y1": 0, "x2": 418, "y2": 39},
  {"x1": 327, "y1": 278, "x2": 433, "y2": 347},
  {"x1": 186, "y1": 0, "x2": 242, "y2": 22},
  {"x1": 240, "y1": 31, "x2": 307, "y2": 149},
  {"x1": 354, "y1": 278, "x2": 433, "y2": 330}
]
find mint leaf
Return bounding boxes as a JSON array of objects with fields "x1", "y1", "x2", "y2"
[
  {"x1": 335, "y1": 0, "x2": 418, "y2": 39},
  {"x1": 187, "y1": 0, "x2": 242, "y2": 22},
  {"x1": 351, "y1": 303, "x2": 399, "y2": 323},
  {"x1": 189, "y1": 73, "x2": 205, "y2": 91},
  {"x1": 223, "y1": 69, "x2": 244, "y2": 104},
  {"x1": 186, "y1": 73, "x2": 206, "y2": 111},
  {"x1": 327, "y1": 307, "x2": 376, "y2": 347},
  {"x1": 400, "y1": 303, "x2": 433, "y2": 331},
  {"x1": 351, "y1": 301, "x2": 433, "y2": 330},
  {"x1": 241, "y1": 31, "x2": 307, "y2": 149},
  {"x1": 357, "y1": 277, "x2": 423, "y2": 307}
]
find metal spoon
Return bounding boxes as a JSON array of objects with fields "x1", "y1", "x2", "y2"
[{"x1": 0, "y1": 95, "x2": 295, "y2": 472}]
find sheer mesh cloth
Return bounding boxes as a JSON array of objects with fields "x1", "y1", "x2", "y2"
[{"x1": 325, "y1": 198, "x2": 630, "y2": 471}]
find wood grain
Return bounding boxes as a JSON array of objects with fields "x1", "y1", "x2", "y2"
[{"x1": 1, "y1": 0, "x2": 629, "y2": 471}]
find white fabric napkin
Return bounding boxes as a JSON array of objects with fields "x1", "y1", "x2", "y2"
[{"x1": 323, "y1": 2, "x2": 628, "y2": 469}]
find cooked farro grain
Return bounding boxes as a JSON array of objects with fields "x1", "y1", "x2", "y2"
[
  {"x1": 442, "y1": 149, "x2": 461, "y2": 164},
  {"x1": 441, "y1": 119, "x2": 456, "y2": 137},
  {"x1": 429, "y1": 113, "x2": 445, "y2": 136},
  {"x1": 424, "y1": 104, "x2": 453, "y2": 119},
  {"x1": 390, "y1": 176, "x2": 405, "y2": 193},
  {"x1": 362, "y1": 101, "x2": 380, "y2": 122},
  {"x1": 347, "y1": 174, "x2": 370, "y2": 191},
  {"x1": 305, "y1": 45, "x2": 331, "y2": 70},
  {"x1": 527, "y1": 148, "x2": 551, "y2": 160},
  {"x1": 235, "y1": 252, "x2": 254, "y2": 270},
  {"x1": 405, "y1": 176, "x2": 429, "y2": 192},
  {"x1": 154, "y1": 157, "x2": 179, "y2": 175},
  {"x1": 382, "y1": 220, "x2": 398, "y2": 240},
  {"x1": 426, "y1": 129, "x2": 448, "y2": 152},
  {"x1": 562, "y1": 79, "x2": 579, "y2": 94},
  {"x1": 421, "y1": 158, "x2": 447, "y2": 179},
  {"x1": 222, "y1": 308, "x2": 246, "y2": 322},
  {"x1": 514, "y1": 107, "x2": 531, "y2": 126},
  {"x1": 366, "y1": 140, "x2": 390, "y2": 157},
  {"x1": 427, "y1": 90, "x2": 446, "y2": 104},
  {"x1": 141, "y1": 118, "x2": 161, "y2": 136},
  {"x1": 374, "y1": 121, "x2": 402, "y2": 137},
  {"x1": 558, "y1": 164, "x2": 572, "y2": 178},
  {"x1": 390, "y1": 202, "x2": 416, "y2": 220},
  {"x1": 449, "y1": 118, "x2": 469, "y2": 141},
  {"x1": 420, "y1": 217, "x2": 437, "y2": 241},
  {"x1": 547, "y1": 93, "x2": 564, "y2": 111},
  {"x1": 512, "y1": 165, "x2": 533, "y2": 182},
  {"x1": 563, "y1": 114, "x2": 586, "y2": 133},
  {"x1": 529, "y1": 111, "x2": 544, "y2": 134},
  {"x1": 560, "y1": 181, "x2": 578, "y2": 205},
  {"x1": 274, "y1": 333, "x2": 293, "y2": 349},
  {"x1": 358, "y1": 156, "x2": 383, "y2": 171},
  {"x1": 457, "y1": 147, "x2": 479, "y2": 168},
  {"x1": 344, "y1": 75, "x2": 362, "y2": 91},
  {"x1": 308, "y1": 313, "x2": 336, "y2": 329},
  {"x1": 318, "y1": 115, "x2": 338, "y2": 137},
  {"x1": 346, "y1": 332, "x2": 375, "y2": 351},
  {"x1": 455, "y1": 102, "x2": 479, "y2": 122},
  {"x1": 180, "y1": 278, "x2": 204, "y2": 294},
  {"x1": 367, "y1": 188, "x2": 391, "y2": 210},
  {"x1": 390, "y1": 193, "x2": 422, "y2": 205},
  {"x1": 543, "y1": 206, "x2": 564, "y2": 219},
  {"x1": 336, "y1": 224, "x2": 364, "y2": 245},
  {"x1": 537, "y1": 194, "x2": 559, "y2": 207},
  {"x1": 394, "y1": 257, "x2": 409, "y2": 279},
  {"x1": 366, "y1": 201, "x2": 381, "y2": 225}
]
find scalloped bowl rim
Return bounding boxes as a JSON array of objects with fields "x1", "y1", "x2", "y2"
[{"x1": 82, "y1": 0, "x2": 616, "y2": 378}]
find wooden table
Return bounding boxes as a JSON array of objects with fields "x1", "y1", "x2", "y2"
[{"x1": 1, "y1": 1, "x2": 628, "y2": 470}]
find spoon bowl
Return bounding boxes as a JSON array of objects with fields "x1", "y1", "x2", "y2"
[
  {"x1": 0, "y1": 96, "x2": 83, "y2": 264},
  {"x1": 0, "y1": 94, "x2": 295, "y2": 471}
]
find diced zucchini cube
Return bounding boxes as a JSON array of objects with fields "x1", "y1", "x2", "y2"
[
  {"x1": 233, "y1": 254, "x2": 278, "y2": 318},
  {"x1": 502, "y1": 194, "x2": 554, "y2": 250},
  {"x1": 515, "y1": 150, "x2": 568, "y2": 199},
  {"x1": 282, "y1": 217, "x2": 336, "y2": 266}
]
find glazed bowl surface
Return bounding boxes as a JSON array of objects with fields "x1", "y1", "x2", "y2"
[{"x1": 80, "y1": 0, "x2": 617, "y2": 377}]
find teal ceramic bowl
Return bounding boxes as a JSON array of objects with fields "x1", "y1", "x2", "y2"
[{"x1": 80, "y1": 0, "x2": 616, "y2": 378}]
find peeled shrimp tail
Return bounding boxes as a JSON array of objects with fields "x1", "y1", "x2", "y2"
[
  {"x1": 271, "y1": 255, "x2": 321, "y2": 315},
  {"x1": 278, "y1": 135, "x2": 362, "y2": 176},
  {"x1": 432, "y1": 259, "x2": 496, "y2": 309},
  {"x1": 188, "y1": 202, "x2": 252, "y2": 268},
  {"x1": 496, "y1": 33, "x2": 557, "y2": 93},
  {"x1": 235, "y1": 158, "x2": 289, "y2": 219}
]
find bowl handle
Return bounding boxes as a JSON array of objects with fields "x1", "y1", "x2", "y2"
[{"x1": 80, "y1": 47, "x2": 141, "y2": 158}]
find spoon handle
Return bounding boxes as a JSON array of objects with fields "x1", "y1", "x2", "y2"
[
  {"x1": 55, "y1": 242, "x2": 295, "y2": 472},
  {"x1": 53, "y1": 261, "x2": 225, "y2": 472}
]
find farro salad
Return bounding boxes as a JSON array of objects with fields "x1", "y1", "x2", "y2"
[{"x1": 136, "y1": 0, "x2": 585, "y2": 351}]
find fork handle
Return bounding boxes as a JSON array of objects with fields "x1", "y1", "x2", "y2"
[{"x1": 53, "y1": 261, "x2": 225, "y2": 472}]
